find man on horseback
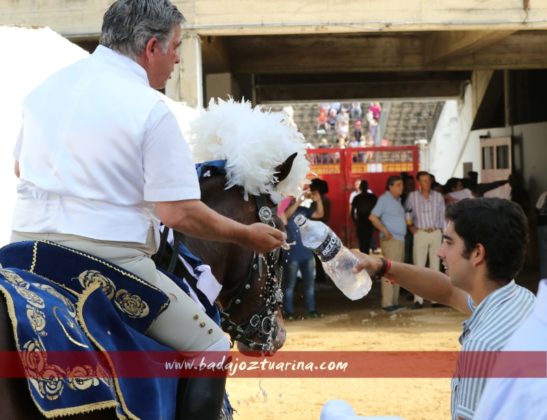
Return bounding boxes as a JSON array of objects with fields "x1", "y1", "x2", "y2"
[{"x1": 11, "y1": 0, "x2": 286, "y2": 418}]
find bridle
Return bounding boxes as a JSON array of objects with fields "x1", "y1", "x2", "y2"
[
  {"x1": 217, "y1": 193, "x2": 284, "y2": 352},
  {"x1": 156, "y1": 161, "x2": 286, "y2": 353}
]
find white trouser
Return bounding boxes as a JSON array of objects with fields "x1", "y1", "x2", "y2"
[
  {"x1": 412, "y1": 229, "x2": 442, "y2": 304},
  {"x1": 11, "y1": 231, "x2": 230, "y2": 352}
]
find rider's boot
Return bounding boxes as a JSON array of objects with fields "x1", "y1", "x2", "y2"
[{"x1": 176, "y1": 376, "x2": 227, "y2": 420}]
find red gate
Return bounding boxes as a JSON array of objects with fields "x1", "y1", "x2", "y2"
[{"x1": 306, "y1": 146, "x2": 419, "y2": 246}]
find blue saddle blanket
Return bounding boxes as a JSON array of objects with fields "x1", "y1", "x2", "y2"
[{"x1": 0, "y1": 240, "x2": 179, "y2": 419}]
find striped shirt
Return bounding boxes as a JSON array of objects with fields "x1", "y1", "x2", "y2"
[
  {"x1": 405, "y1": 190, "x2": 445, "y2": 230},
  {"x1": 450, "y1": 281, "x2": 536, "y2": 419}
]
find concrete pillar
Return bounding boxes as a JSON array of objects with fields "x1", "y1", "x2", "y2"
[{"x1": 166, "y1": 32, "x2": 203, "y2": 108}]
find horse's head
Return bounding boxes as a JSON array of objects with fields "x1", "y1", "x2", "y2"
[
  {"x1": 184, "y1": 99, "x2": 311, "y2": 353},
  {"x1": 182, "y1": 171, "x2": 288, "y2": 353}
]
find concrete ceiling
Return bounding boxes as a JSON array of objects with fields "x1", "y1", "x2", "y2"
[{"x1": 201, "y1": 30, "x2": 547, "y2": 102}]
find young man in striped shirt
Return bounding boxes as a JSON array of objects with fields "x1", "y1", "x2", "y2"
[{"x1": 355, "y1": 198, "x2": 535, "y2": 420}]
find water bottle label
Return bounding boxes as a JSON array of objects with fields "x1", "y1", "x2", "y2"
[{"x1": 314, "y1": 232, "x2": 342, "y2": 262}]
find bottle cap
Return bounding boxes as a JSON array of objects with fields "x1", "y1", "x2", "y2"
[{"x1": 294, "y1": 214, "x2": 307, "y2": 227}]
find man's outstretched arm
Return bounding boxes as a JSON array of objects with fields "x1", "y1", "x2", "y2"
[{"x1": 354, "y1": 251, "x2": 471, "y2": 315}]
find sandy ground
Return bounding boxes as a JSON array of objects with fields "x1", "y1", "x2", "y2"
[{"x1": 227, "y1": 284, "x2": 467, "y2": 420}]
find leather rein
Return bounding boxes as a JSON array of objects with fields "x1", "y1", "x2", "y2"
[{"x1": 157, "y1": 193, "x2": 284, "y2": 353}]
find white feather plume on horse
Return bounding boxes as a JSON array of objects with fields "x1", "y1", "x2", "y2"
[{"x1": 188, "y1": 98, "x2": 310, "y2": 201}]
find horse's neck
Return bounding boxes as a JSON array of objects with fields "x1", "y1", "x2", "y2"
[{"x1": 182, "y1": 175, "x2": 255, "y2": 291}]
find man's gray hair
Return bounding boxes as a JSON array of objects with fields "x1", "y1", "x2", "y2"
[{"x1": 100, "y1": 0, "x2": 184, "y2": 59}]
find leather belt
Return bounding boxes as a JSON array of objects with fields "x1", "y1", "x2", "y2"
[{"x1": 420, "y1": 228, "x2": 440, "y2": 233}]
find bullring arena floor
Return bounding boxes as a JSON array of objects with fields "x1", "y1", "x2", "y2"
[{"x1": 227, "y1": 268, "x2": 539, "y2": 420}]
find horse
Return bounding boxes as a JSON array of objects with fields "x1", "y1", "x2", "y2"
[{"x1": 0, "y1": 160, "x2": 291, "y2": 419}]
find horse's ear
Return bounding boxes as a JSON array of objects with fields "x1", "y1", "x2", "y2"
[{"x1": 273, "y1": 152, "x2": 297, "y2": 185}]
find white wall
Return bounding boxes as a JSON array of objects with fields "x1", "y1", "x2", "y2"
[
  {"x1": 428, "y1": 85, "x2": 474, "y2": 184},
  {"x1": 428, "y1": 82, "x2": 547, "y2": 206}
]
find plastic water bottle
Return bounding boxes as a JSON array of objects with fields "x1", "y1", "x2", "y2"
[{"x1": 294, "y1": 214, "x2": 372, "y2": 300}]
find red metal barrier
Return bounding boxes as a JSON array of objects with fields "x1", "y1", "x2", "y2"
[{"x1": 306, "y1": 146, "x2": 419, "y2": 246}]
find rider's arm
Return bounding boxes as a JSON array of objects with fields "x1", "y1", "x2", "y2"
[
  {"x1": 14, "y1": 161, "x2": 20, "y2": 178},
  {"x1": 354, "y1": 252, "x2": 471, "y2": 314},
  {"x1": 155, "y1": 200, "x2": 286, "y2": 254}
]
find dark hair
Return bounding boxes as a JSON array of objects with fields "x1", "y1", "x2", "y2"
[
  {"x1": 416, "y1": 171, "x2": 430, "y2": 181},
  {"x1": 310, "y1": 178, "x2": 329, "y2": 195},
  {"x1": 359, "y1": 180, "x2": 369, "y2": 192},
  {"x1": 100, "y1": 0, "x2": 184, "y2": 59},
  {"x1": 446, "y1": 198, "x2": 528, "y2": 283},
  {"x1": 385, "y1": 175, "x2": 402, "y2": 190}
]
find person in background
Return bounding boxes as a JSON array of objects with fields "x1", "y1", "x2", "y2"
[
  {"x1": 349, "y1": 179, "x2": 362, "y2": 206},
  {"x1": 310, "y1": 178, "x2": 331, "y2": 285},
  {"x1": 351, "y1": 180, "x2": 377, "y2": 254},
  {"x1": 405, "y1": 171, "x2": 445, "y2": 309},
  {"x1": 356, "y1": 198, "x2": 535, "y2": 420},
  {"x1": 369, "y1": 176, "x2": 406, "y2": 312},
  {"x1": 282, "y1": 190, "x2": 324, "y2": 320}
]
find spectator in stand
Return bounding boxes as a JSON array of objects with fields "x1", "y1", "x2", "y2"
[
  {"x1": 351, "y1": 180, "x2": 377, "y2": 254},
  {"x1": 317, "y1": 107, "x2": 328, "y2": 134},
  {"x1": 369, "y1": 101, "x2": 382, "y2": 121},
  {"x1": 282, "y1": 190, "x2": 324, "y2": 320},
  {"x1": 352, "y1": 120, "x2": 363, "y2": 143},
  {"x1": 348, "y1": 137, "x2": 361, "y2": 148},
  {"x1": 367, "y1": 102, "x2": 382, "y2": 146},
  {"x1": 366, "y1": 109, "x2": 379, "y2": 146},
  {"x1": 405, "y1": 171, "x2": 445, "y2": 309},
  {"x1": 369, "y1": 175, "x2": 406, "y2": 312},
  {"x1": 327, "y1": 108, "x2": 338, "y2": 132},
  {"x1": 350, "y1": 102, "x2": 362, "y2": 120},
  {"x1": 335, "y1": 108, "x2": 350, "y2": 148}
]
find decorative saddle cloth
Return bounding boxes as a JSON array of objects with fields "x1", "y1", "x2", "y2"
[{"x1": 0, "y1": 240, "x2": 179, "y2": 419}]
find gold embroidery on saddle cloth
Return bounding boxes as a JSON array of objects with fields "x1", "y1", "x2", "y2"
[
  {"x1": 53, "y1": 306, "x2": 89, "y2": 349},
  {"x1": 77, "y1": 271, "x2": 116, "y2": 300},
  {"x1": 34, "y1": 283, "x2": 76, "y2": 317},
  {"x1": 15, "y1": 287, "x2": 45, "y2": 309},
  {"x1": 26, "y1": 304, "x2": 47, "y2": 337},
  {"x1": 77, "y1": 282, "x2": 140, "y2": 420},
  {"x1": 0, "y1": 283, "x2": 119, "y2": 417},
  {"x1": 114, "y1": 289, "x2": 150, "y2": 318},
  {"x1": 32, "y1": 241, "x2": 171, "y2": 327},
  {"x1": 0, "y1": 268, "x2": 29, "y2": 288}
]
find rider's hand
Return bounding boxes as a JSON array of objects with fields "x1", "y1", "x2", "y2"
[
  {"x1": 383, "y1": 231, "x2": 393, "y2": 241},
  {"x1": 243, "y1": 223, "x2": 287, "y2": 254}
]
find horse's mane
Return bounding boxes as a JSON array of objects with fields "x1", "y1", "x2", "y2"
[{"x1": 188, "y1": 98, "x2": 310, "y2": 200}]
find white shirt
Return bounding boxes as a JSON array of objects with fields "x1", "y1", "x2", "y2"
[
  {"x1": 473, "y1": 279, "x2": 547, "y2": 420},
  {"x1": 13, "y1": 46, "x2": 200, "y2": 245}
]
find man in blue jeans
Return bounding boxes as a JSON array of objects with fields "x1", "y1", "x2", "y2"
[{"x1": 282, "y1": 189, "x2": 324, "y2": 319}]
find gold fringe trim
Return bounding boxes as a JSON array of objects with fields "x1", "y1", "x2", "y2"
[
  {"x1": 0, "y1": 283, "x2": 119, "y2": 418},
  {"x1": 76, "y1": 282, "x2": 138, "y2": 420}
]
